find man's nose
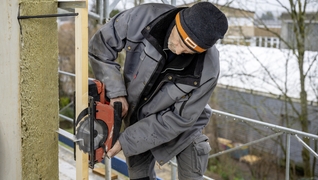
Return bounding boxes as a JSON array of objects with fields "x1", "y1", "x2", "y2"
[{"x1": 175, "y1": 47, "x2": 183, "y2": 55}]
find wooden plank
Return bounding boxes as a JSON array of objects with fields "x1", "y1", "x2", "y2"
[
  {"x1": 239, "y1": 155, "x2": 261, "y2": 165},
  {"x1": 92, "y1": 168, "x2": 118, "y2": 180},
  {"x1": 75, "y1": 0, "x2": 89, "y2": 179}
]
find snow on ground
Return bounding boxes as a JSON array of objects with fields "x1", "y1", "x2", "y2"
[{"x1": 216, "y1": 44, "x2": 318, "y2": 102}]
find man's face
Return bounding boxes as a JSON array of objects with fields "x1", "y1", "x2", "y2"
[{"x1": 168, "y1": 26, "x2": 196, "y2": 55}]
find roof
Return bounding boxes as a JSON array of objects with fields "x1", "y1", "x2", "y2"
[
  {"x1": 281, "y1": 12, "x2": 318, "y2": 21},
  {"x1": 216, "y1": 44, "x2": 318, "y2": 103}
]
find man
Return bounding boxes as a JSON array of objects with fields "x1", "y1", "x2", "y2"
[{"x1": 88, "y1": 2, "x2": 228, "y2": 179}]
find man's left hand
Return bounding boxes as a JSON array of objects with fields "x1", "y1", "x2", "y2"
[{"x1": 107, "y1": 140, "x2": 122, "y2": 158}]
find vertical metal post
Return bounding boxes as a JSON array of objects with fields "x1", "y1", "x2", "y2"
[
  {"x1": 171, "y1": 0, "x2": 176, "y2": 6},
  {"x1": 285, "y1": 134, "x2": 291, "y2": 180},
  {"x1": 171, "y1": 156, "x2": 177, "y2": 180},
  {"x1": 98, "y1": 0, "x2": 104, "y2": 24},
  {"x1": 103, "y1": 1, "x2": 110, "y2": 179},
  {"x1": 105, "y1": 158, "x2": 111, "y2": 180},
  {"x1": 104, "y1": 0, "x2": 110, "y2": 171},
  {"x1": 104, "y1": 0, "x2": 110, "y2": 21}
]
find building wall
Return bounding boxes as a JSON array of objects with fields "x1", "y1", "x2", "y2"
[
  {"x1": 254, "y1": 26, "x2": 281, "y2": 37},
  {"x1": 280, "y1": 21, "x2": 318, "y2": 51},
  {"x1": 220, "y1": 5, "x2": 255, "y2": 38},
  {"x1": 0, "y1": 0, "x2": 59, "y2": 179},
  {"x1": 226, "y1": 25, "x2": 254, "y2": 37},
  {"x1": 0, "y1": 0, "x2": 22, "y2": 179}
]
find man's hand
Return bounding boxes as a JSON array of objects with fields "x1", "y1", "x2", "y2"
[
  {"x1": 110, "y1": 96, "x2": 128, "y2": 117},
  {"x1": 107, "y1": 140, "x2": 122, "y2": 158}
]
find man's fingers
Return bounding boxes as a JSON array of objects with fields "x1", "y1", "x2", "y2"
[
  {"x1": 110, "y1": 96, "x2": 129, "y2": 117},
  {"x1": 106, "y1": 149, "x2": 114, "y2": 158},
  {"x1": 106, "y1": 140, "x2": 122, "y2": 158},
  {"x1": 121, "y1": 103, "x2": 128, "y2": 117}
]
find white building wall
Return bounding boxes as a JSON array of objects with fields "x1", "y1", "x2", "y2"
[{"x1": 0, "y1": 0, "x2": 22, "y2": 179}]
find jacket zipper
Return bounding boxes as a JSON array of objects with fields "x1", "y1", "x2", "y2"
[
  {"x1": 162, "y1": 48, "x2": 185, "y2": 73},
  {"x1": 136, "y1": 80, "x2": 168, "y2": 118}
]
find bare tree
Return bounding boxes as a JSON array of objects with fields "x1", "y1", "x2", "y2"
[
  {"x1": 214, "y1": 0, "x2": 318, "y2": 178},
  {"x1": 253, "y1": 1, "x2": 317, "y2": 177}
]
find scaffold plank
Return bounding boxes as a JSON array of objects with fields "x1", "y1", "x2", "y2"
[{"x1": 75, "y1": 0, "x2": 89, "y2": 179}]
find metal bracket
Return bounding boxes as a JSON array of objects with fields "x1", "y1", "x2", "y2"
[
  {"x1": 17, "y1": 0, "x2": 85, "y2": 19},
  {"x1": 18, "y1": 13, "x2": 78, "y2": 19}
]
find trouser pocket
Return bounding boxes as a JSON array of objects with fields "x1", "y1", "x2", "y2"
[
  {"x1": 192, "y1": 134, "x2": 211, "y2": 175},
  {"x1": 177, "y1": 134, "x2": 211, "y2": 179}
]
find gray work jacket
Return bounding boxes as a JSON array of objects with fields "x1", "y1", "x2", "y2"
[{"x1": 89, "y1": 3, "x2": 220, "y2": 165}]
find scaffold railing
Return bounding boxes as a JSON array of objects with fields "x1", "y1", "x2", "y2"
[
  {"x1": 57, "y1": 2, "x2": 317, "y2": 180},
  {"x1": 58, "y1": 70, "x2": 318, "y2": 180}
]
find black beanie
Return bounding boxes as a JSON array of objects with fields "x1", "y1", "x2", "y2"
[{"x1": 175, "y1": 2, "x2": 228, "y2": 53}]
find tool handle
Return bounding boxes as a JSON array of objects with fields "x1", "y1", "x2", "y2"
[{"x1": 112, "y1": 102, "x2": 122, "y2": 147}]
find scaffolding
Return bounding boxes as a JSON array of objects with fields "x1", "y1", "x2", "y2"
[{"x1": 57, "y1": 1, "x2": 318, "y2": 180}]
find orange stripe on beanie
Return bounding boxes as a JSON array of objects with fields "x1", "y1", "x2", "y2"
[
  {"x1": 175, "y1": 12, "x2": 206, "y2": 53},
  {"x1": 175, "y1": 2, "x2": 228, "y2": 53}
]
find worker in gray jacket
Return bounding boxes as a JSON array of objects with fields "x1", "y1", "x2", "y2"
[{"x1": 89, "y1": 2, "x2": 228, "y2": 180}]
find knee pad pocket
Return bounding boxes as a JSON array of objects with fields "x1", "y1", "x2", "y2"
[
  {"x1": 194, "y1": 140, "x2": 211, "y2": 156},
  {"x1": 177, "y1": 135, "x2": 211, "y2": 179},
  {"x1": 192, "y1": 136, "x2": 211, "y2": 175}
]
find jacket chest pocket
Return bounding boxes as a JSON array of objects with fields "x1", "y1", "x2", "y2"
[
  {"x1": 166, "y1": 83, "x2": 197, "y2": 117},
  {"x1": 133, "y1": 51, "x2": 159, "y2": 83},
  {"x1": 167, "y1": 83, "x2": 194, "y2": 103},
  {"x1": 126, "y1": 52, "x2": 159, "y2": 104},
  {"x1": 140, "y1": 82, "x2": 195, "y2": 118}
]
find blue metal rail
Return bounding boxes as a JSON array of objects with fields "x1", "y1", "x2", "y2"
[{"x1": 58, "y1": 133, "x2": 129, "y2": 177}]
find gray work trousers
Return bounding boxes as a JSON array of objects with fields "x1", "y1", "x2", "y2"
[{"x1": 126, "y1": 134, "x2": 211, "y2": 180}]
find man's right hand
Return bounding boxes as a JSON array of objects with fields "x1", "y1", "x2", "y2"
[{"x1": 110, "y1": 96, "x2": 128, "y2": 117}]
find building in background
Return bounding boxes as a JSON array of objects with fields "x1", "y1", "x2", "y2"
[
  {"x1": 217, "y1": 4, "x2": 256, "y2": 46},
  {"x1": 280, "y1": 12, "x2": 318, "y2": 51}
]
